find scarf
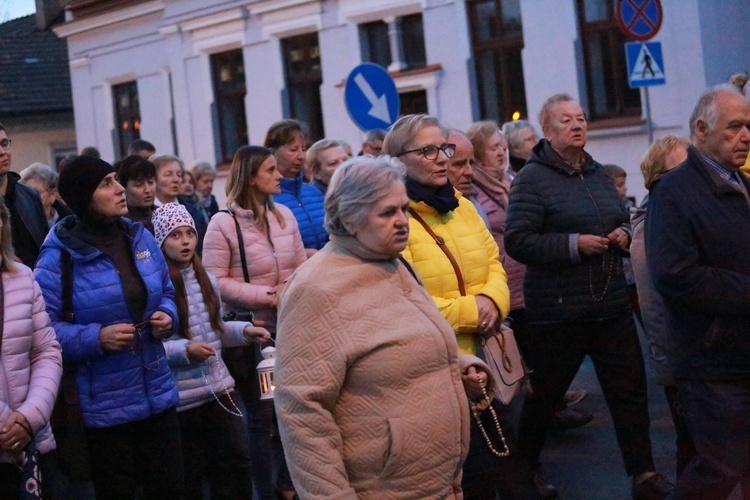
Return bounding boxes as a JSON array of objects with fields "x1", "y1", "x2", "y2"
[
  {"x1": 405, "y1": 177, "x2": 459, "y2": 214},
  {"x1": 472, "y1": 165, "x2": 510, "y2": 212}
]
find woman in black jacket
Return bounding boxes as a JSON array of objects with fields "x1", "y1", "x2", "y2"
[{"x1": 505, "y1": 94, "x2": 671, "y2": 500}]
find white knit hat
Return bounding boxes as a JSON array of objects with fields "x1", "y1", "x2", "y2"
[{"x1": 151, "y1": 202, "x2": 196, "y2": 247}]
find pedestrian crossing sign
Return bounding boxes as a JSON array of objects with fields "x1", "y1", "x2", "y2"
[{"x1": 625, "y1": 41, "x2": 665, "y2": 88}]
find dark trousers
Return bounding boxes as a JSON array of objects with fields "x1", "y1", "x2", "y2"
[
  {"x1": 0, "y1": 452, "x2": 57, "y2": 499},
  {"x1": 178, "y1": 393, "x2": 253, "y2": 499},
  {"x1": 85, "y1": 407, "x2": 184, "y2": 499},
  {"x1": 517, "y1": 315, "x2": 655, "y2": 476},
  {"x1": 664, "y1": 384, "x2": 696, "y2": 478},
  {"x1": 672, "y1": 378, "x2": 750, "y2": 499},
  {"x1": 231, "y1": 345, "x2": 293, "y2": 499},
  {"x1": 462, "y1": 400, "x2": 540, "y2": 500}
]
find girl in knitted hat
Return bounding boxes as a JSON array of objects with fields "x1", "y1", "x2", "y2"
[{"x1": 152, "y1": 202, "x2": 270, "y2": 499}]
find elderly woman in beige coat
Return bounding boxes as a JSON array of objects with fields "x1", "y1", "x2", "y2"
[{"x1": 275, "y1": 156, "x2": 470, "y2": 499}]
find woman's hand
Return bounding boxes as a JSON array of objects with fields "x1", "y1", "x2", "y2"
[
  {"x1": 475, "y1": 295, "x2": 499, "y2": 336},
  {"x1": 243, "y1": 325, "x2": 271, "y2": 345},
  {"x1": 0, "y1": 411, "x2": 32, "y2": 452},
  {"x1": 578, "y1": 234, "x2": 610, "y2": 255},
  {"x1": 607, "y1": 228, "x2": 629, "y2": 252},
  {"x1": 99, "y1": 323, "x2": 135, "y2": 351},
  {"x1": 268, "y1": 282, "x2": 288, "y2": 308},
  {"x1": 186, "y1": 342, "x2": 215, "y2": 362},
  {"x1": 461, "y1": 366, "x2": 488, "y2": 401},
  {"x1": 149, "y1": 311, "x2": 173, "y2": 339}
]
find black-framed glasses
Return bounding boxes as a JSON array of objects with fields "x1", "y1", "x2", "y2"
[
  {"x1": 398, "y1": 143, "x2": 456, "y2": 160},
  {"x1": 0, "y1": 139, "x2": 11, "y2": 150}
]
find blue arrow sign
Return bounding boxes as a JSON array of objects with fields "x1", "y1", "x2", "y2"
[
  {"x1": 345, "y1": 63, "x2": 400, "y2": 131},
  {"x1": 626, "y1": 41, "x2": 665, "y2": 88}
]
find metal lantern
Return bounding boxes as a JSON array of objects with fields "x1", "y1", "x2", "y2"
[{"x1": 257, "y1": 346, "x2": 276, "y2": 400}]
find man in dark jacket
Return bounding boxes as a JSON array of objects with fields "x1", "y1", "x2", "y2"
[
  {"x1": 646, "y1": 85, "x2": 750, "y2": 498},
  {"x1": 0, "y1": 124, "x2": 50, "y2": 267},
  {"x1": 505, "y1": 94, "x2": 671, "y2": 499}
]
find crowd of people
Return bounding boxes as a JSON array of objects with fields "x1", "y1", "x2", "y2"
[{"x1": 0, "y1": 76, "x2": 749, "y2": 500}]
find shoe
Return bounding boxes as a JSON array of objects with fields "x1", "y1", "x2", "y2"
[
  {"x1": 550, "y1": 406, "x2": 593, "y2": 435},
  {"x1": 564, "y1": 389, "x2": 588, "y2": 406},
  {"x1": 532, "y1": 469, "x2": 559, "y2": 498},
  {"x1": 632, "y1": 473, "x2": 673, "y2": 500}
]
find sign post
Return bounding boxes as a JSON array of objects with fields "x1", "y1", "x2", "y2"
[
  {"x1": 617, "y1": 0, "x2": 663, "y2": 144},
  {"x1": 625, "y1": 41, "x2": 665, "y2": 144},
  {"x1": 344, "y1": 63, "x2": 400, "y2": 132}
]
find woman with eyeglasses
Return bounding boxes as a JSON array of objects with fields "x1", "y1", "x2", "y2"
[
  {"x1": 34, "y1": 156, "x2": 184, "y2": 499},
  {"x1": 384, "y1": 115, "x2": 539, "y2": 499}
]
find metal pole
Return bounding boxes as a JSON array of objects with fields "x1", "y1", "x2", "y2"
[{"x1": 644, "y1": 86, "x2": 653, "y2": 144}]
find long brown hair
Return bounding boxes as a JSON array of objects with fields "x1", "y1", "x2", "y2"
[
  {"x1": 225, "y1": 145, "x2": 286, "y2": 230},
  {"x1": 166, "y1": 253, "x2": 225, "y2": 339}
]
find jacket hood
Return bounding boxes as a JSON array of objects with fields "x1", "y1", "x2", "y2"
[
  {"x1": 46, "y1": 215, "x2": 142, "y2": 260},
  {"x1": 528, "y1": 139, "x2": 597, "y2": 176}
]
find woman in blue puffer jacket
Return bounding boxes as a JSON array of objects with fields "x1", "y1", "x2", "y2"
[{"x1": 34, "y1": 156, "x2": 184, "y2": 499}]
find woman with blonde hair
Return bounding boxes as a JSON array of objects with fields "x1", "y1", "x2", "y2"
[
  {"x1": 630, "y1": 135, "x2": 693, "y2": 476},
  {"x1": 0, "y1": 196, "x2": 62, "y2": 497},
  {"x1": 202, "y1": 145, "x2": 306, "y2": 499}
]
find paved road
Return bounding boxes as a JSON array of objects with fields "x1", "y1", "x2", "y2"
[{"x1": 535, "y1": 329, "x2": 678, "y2": 499}]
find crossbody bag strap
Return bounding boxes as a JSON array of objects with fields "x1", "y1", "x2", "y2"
[
  {"x1": 221, "y1": 210, "x2": 250, "y2": 284},
  {"x1": 407, "y1": 207, "x2": 467, "y2": 296},
  {"x1": 398, "y1": 255, "x2": 421, "y2": 285}
]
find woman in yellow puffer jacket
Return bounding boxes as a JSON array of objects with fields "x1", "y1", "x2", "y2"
[
  {"x1": 383, "y1": 114, "x2": 510, "y2": 356},
  {"x1": 385, "y1": 115, "x2": 540, "y2": 499}
]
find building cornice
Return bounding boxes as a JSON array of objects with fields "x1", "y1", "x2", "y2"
[{"x1": 53, "y1": 1, "x2": 165, "y2": 38}]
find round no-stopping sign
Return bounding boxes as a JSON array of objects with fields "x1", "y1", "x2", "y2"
[{"x1": 616, "y1": 0, "x2": 662, "y2": 41}]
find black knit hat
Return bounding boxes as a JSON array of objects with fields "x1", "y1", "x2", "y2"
[{"x1": 58, "y1": 155, "x2": 116, "y2": 218}]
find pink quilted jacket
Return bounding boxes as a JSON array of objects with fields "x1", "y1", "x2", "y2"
[
  {"x1": 472, "y1": 166, "x2": 527, "y2": 311},
  {"x1": 0, "y1": 264, "x2": 62, "y2": 462},
  {"x1": 202, "y1": 204, "x2": 307, "y2": 330}
]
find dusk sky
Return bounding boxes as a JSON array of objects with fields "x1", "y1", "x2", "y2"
[{"x1": 1, "y1": 0, "x2": 36, "y2": 22}]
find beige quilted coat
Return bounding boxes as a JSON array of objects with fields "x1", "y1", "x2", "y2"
[{"x1": 275, "y1": 235, "x2": 470, "y2": 499}]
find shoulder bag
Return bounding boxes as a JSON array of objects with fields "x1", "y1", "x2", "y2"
[{"x1": 408, "y1": 207, "x2": 528, "y2": 405}]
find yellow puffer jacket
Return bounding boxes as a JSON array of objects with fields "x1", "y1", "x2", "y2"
[
  {"x1": 402, "y1": 192, "x2": 510, "y2": 355},
  {"x1": 742, "y1": 154, "x2": 750, "y2": 177}
]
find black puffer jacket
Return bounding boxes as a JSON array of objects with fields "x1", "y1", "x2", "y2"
[{"x1": 504, "y1": 140, "x2": 630, "y2": 323}]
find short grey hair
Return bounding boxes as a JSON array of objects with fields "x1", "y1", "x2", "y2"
[
  {"x1": 325, "y1": 155, "x2": 406, "y2": 236},
  {"x1": 539, "y1": 93, "x2": 576, "y2": 135},
  {"x1": 189, "y1": 160, "x2": 216, "y2": 179},
  {"x1": 364, "y1": 128, "x2": 386, "y2": 142},
  {"x1": 689, "y1": 84, "x2": 746, "y2": 140},
  {"x1": 151, "y1": 154, "x2": 185, "y2": 173},
  {"x1": 382, "y1": 114, "x2": 445, "y2": 157},
  {"x1": 20, "y1": 162, "x2": 58, "y2": 190},
  {"x1": 306, "y1": 139, "x2": 342, "y2": 174},
  {"x1": 501, "y1": 120, "x2": 537, "y2": 153}
]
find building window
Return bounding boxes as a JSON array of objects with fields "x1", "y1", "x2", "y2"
[
  {"x1": 112, "y1": 81, "x2": 140, "y2": 160},
  {"x1": 577, "y1": 0, "x2": 641, "y2": 120},
  {"x1": 282, "y1": 33, "x2": 324, "y2": 142},
  {"x1": 467, "y1": 0, "x2": 527, "y2": 123},
  {"x1": 400, "y1": 90, "x2": 428, "y2": 116},
  {"x1": 210, "y1": 49, "x2": 248, "y2": 165},
  {"x1": 360, "y1": 13, "x2": 426, "y2": 71}
]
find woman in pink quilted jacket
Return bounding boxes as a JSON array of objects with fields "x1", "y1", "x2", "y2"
[
  {"x1": 202, "y1": 145, "x2": 306, "y2": 500},
  {"x1": 0, "y1": 197, "x2": 62, "y2": 497}
]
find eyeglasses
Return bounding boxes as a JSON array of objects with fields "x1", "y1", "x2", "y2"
[
  {"x1": 0, "y1": 139, "x2": 11, "y2": 150},
  {"x1": 399, "y1": 143, "x2": 456, "y2": 160}
]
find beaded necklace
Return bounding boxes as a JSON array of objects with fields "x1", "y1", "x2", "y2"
[
  {"x1": 200, "y1": 356, "x2": 243, "y2": 417},
  {"x1": 469, "y1": 387, "x2": 510, "y2": 457}
]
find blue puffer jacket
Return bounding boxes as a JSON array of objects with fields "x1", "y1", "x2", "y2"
[
  {"x1": 34, "y1": 216, "x2": 179, "y2": 428},
  {"x1": 274, "y1": 174, "x2": 328, "y2": 250}
]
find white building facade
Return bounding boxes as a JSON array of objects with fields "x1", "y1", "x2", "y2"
[{"x1": 55, "y1": 0, "x2": 750, "y2": 204}]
